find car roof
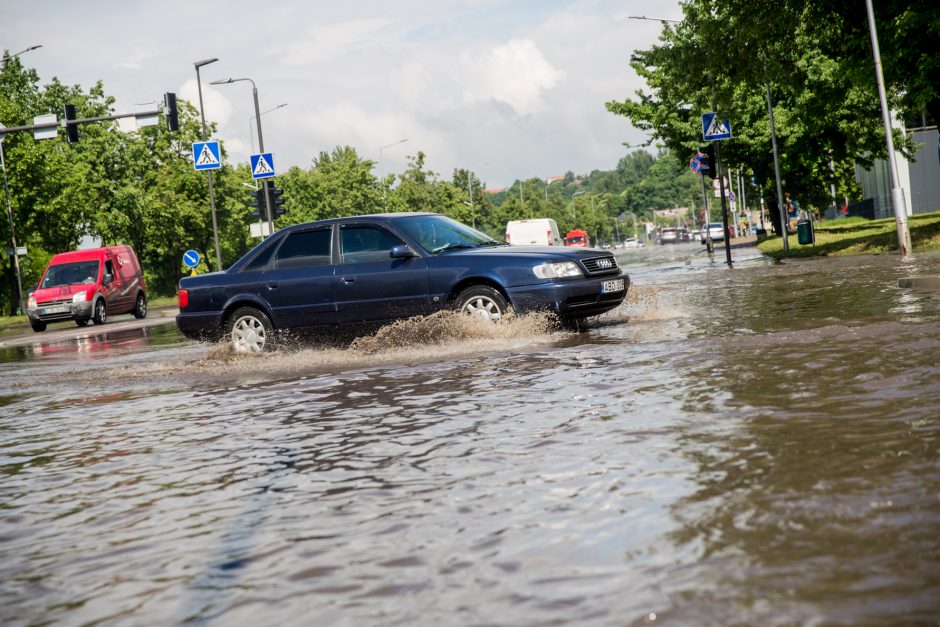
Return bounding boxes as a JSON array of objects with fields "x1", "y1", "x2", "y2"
[{"x1": 286, "y1": 212, "x2": 437, "y2": 231}]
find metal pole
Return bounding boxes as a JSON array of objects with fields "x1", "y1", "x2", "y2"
[
  {"x1": 379, "y1": 139, "x2": 407, "y2": 210},
  {"x1": 699, "y1": 172, "x2": 714, "y2": 253},
  {"x1": 715, "y1": 141, "x2": 732, "y2": 267},
  {"x1": 765, "y1": 81, "x2": 789, "y2": 254},
  {"x1": 865, "y1": 0, "x2": 911, "y2": 257},
  {"x1": 0, "y1": 140, "x2": 26, "y2": 315},
  {"x1": 195, "y1": 63, "x2": 223, "y2": 272},
  {"x1": 467, "y1": 173, "x2": 475, "y2": 229},
  {"x1": 249, "y1": 83, "x2": 275, "y2": 238}
]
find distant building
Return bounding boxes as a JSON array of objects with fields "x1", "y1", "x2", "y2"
[{"x1": 851, "y1": 120, "x2": 939, "y2": 219}]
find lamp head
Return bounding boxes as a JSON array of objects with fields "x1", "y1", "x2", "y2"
[{"x1": 194, "y1": 57, "x2": 219, "y2": 69}]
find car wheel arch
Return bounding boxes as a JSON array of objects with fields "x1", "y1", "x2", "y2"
[
  {"x1": 447, "y1": 277, "x2": 510, "y2": 307},
  {"x1": 222, "y1": 298, "x2": 278, "y2": 329}
]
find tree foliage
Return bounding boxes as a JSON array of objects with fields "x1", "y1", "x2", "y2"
[{"x1": 605, "y1": 0, "x2": 938, "y2": 212}]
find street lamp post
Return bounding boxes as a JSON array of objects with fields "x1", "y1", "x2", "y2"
[
  {"x1": 249, "y1": 103, "x2": 287, "y2": 154},
  {"x1": 194, "y1": 57, "x2": 223, "y2": 271},
  {"x1": 379, "y1": 139, "x2": 407, "y2": 209},
  {"x1": 0, "y1": 134, "x2": 25, "y2": 315},
  {"x1": 572, "y1": 191, "x2": 585, "y2": 222},
  {"x1": 0, "y1": 44, "x2": 42, "y2": 314},
  {"x1": 211, "y1": 77, "x2": 275, "y2": 238},
  {"x1": 865, "y1": 0, "x2": 912, "y2": 257}
]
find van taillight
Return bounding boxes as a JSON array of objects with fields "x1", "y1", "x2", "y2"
[
  {"x1": 505, "y1": 233, "x2": 510, "y2": 243},
  {"x1": 178, "y1": 289, "x2": 188, "y2": 308},
  {"x1": 547, "y1": 230, "x2": 552, "y2": 244}
]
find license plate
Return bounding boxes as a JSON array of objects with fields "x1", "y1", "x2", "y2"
[
  {"x1": 42, "y1": 305, "x2": 68, "y2": 314},
  {"x1": 601, "y1": 279, "x2": 624, "y2": 293}
]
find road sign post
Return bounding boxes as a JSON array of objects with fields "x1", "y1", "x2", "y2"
[{"x1": 183, "y1": 249, "x2": 201, "y2": 275}]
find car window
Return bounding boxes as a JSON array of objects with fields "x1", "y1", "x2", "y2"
[
  {"x1": 275, "y1": 228, "x2": 332, "y2": 269},
  {"x1": 340, "y1": 225, "x2": 404, "y2": 263},
  {"x1": 244, "y1": 238, "x2": 279, "y2": 271},
  {"x1": 42, "y1": 261, "x2": 100, "y2": 288}
]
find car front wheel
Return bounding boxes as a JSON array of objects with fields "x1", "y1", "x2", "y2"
[
  {"x1": 227, "y1": 306, "x2": 274, "y2": 353},
  {"x1": 454, "y1": 285, "x2": 508, "y2": 322},
  {"x1": 93, "y1": 299, "x2": 107, "y2": 325},
  {"x1": 30, "y1": 320, "x2": 46, "y2": 333}
]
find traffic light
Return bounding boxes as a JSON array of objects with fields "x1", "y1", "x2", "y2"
[
  {"x1": 163, "y1": 92, "x2": 179, "y2": 132},
  {"x1": 63, "y1": 104, "x2": 79, "y2": 143},
  {"x1": 249, "y1": 187, "x2": 267, "y2": 220},
  {"x1": 699, "y1": 144, "x2": 716, "y2": 178},
  {"x1": 269, "y1": 183, "x2": 285, "y2": 218}
]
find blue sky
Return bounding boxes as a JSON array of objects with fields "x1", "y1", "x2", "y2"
[{"x1": 2, "y1": 0, "x2": 682, "y2": 188}]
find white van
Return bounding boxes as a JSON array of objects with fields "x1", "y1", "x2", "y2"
[{"x1": 505, "y1": 218, "x2": 563, "y2": 246}]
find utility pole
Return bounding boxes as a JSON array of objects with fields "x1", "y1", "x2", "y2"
[{"x1": 866, "y1": 0, "x2": 911, "y2": 257}]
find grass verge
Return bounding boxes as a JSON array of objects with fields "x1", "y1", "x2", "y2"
[{"x1": 757, "y1": 211, "x2": 940, "y2": 258}]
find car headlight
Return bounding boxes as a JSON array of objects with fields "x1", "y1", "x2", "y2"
[
  {"x1": 533, "y1": 261, "x2": 583, "y2": 279},
  {"x1": 72, "y1": 291, "x2": 87, "y2": 303},
  {"x1": 28, "y1": 296, "x2": 36, "y2": 309}
]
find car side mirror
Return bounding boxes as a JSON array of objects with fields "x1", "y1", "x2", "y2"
[
  {"x1": 103, "y1": 273, "x2": 113, "y2": 286},
  {"x1": 390, "y1": 245, "x2": 416, "y2": 259}
]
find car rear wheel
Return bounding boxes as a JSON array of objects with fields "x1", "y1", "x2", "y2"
[
  {"x1": 30, "y1": 320, "x2": 46, "y2": 333},
  {"x1": 227, "y1": 307, "x2": 274, "y2": 353},
  {"x1": 454, "y1": 285, "x2": 508, "y2": 322},
  {"x1": 93, "y1": 299, "x2": 107, "y2": 325},
  {"x1": 133, "y1": 292, "x2": 147, "y2": 319}
]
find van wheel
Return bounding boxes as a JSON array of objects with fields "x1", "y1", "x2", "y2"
[
  {"x1": 133, "y1": 292, "x2": 147, "y2": 319},
  {"x1": 93, "y1": 299, "x2": 107, "y2": 325},
  {"x1": 453, "y1": 285, "x2": 508, "y2": 322},
  {"x1": 227, "y1": 307, "x2": 274, "y2": 353},
  {"x1": 30, "y1": 320, "x2": 46, "y2": 333},
  {"x1": 75, "y1": 318, "x2": 90, "y2": 327}
]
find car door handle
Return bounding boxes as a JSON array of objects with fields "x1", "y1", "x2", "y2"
[
  {"x1": 266, "y1": 282, "x2": 278, "y2": 289},
  {"x1": 341, "y1": 276, "x2": 355, "y2": 284}
]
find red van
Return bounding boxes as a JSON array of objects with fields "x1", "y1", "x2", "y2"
[
  {"x1": 26, "y1": 246, "x2": 147, "y2": 332},
  {"x1": 564, "y1": 229, "x2": 591, "y2": 247}
]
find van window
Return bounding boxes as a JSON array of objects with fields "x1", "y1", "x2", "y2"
[
  {"x1": 42, "y1": 261, "x2": 100, "y2": 288},
  {"x1": 275, "y1": 228, "x2": 332, "y2": 269}
]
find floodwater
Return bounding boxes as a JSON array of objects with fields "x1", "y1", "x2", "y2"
[{"x1": 2, "y1": 241, "x2": 939, "y2": 626}]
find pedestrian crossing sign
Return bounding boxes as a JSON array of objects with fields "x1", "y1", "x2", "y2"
[
  {"x1": 192, "y1": 141, "x2": 222, "y2": 170},
  {"x1": 250, "y1": 152, "x2": 276, "y2": 179},
  {"x1": 702, "y1": 112, "x2": 732, "y2": 141}
]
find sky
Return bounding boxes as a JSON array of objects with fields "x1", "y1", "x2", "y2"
[{"x1": 2, "y1": 0, "x2": 682, "y2": 189}]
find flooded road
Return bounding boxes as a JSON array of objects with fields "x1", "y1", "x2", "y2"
[{"x1": 2, "y1": 242, "x2": 939, "y2": 626}]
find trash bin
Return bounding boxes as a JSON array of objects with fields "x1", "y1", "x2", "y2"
[{"x1": 797, "y1": 220, "x2": 814, "y2": 245}]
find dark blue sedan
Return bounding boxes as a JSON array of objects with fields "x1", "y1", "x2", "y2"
[{"x1": 177, "y1": 213, "x2": 628, "y2": 352}]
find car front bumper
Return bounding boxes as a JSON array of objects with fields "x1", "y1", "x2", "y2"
[
  {"x1": 506, "y1": 273, "x2": 629, "y2": 318},
  {"x1": 27, "y1": 300, "x2": 94, "y2": 323}
]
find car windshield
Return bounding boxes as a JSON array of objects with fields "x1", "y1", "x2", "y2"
[
  {"x1": 396, "y1": 215, "x2": 502, "y2": 253},
  {"x1": 41, "y1": 261, "x2": 100, "y2": 288}
]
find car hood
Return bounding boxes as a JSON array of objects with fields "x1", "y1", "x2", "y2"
[{"x1": 442, "y1": 245, "x2": 607, "y2": 261}]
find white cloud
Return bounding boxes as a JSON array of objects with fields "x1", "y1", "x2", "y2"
[
  {"x1": 460, "y1": 39, "x2": 564, "y2": 117},
  {"x1": 277, "y1": 17, "x2": 394, "y2": 66},
  {"x1": 179, "y1": 78, "x2": 234, "y2": 130}
]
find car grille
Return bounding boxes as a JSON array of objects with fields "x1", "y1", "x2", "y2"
[
  {"x1": 580, "y1": 255, "x2": 619, "y2": 275},
  {"x1": 38, "y1": 298, "x2": 71, "y2": 308}
]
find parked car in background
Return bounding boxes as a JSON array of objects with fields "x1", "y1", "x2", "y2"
[
  {"x1": 621, "y1": 237, "x2": 641, "y2": 248},
  {"x1": 564, "y1": 229, "x2": 591, "y2": 247},
  {"x1": 677, "y1": 227, "x2": 691, "y2": 242},
  {"x1": 700, "y1": 222, "x2": 725, "y2": 244},
  {"x1": 659, "y1": 227, "x2": 679, "y2": 244},
  {"x1": 26, "y1": 246, "x2": 147, "y2": 332},
  {"x1": 177, "y1": 213, "x2": 629, "y2": 353},
  {"x1": 505, "y1": 218, "x2": 563, "y2": 246}
]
